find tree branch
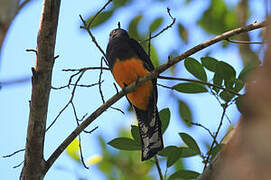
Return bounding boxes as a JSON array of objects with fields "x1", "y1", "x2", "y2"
[
  {"x1": 44, "y1": 20, "x2": 268, "y2": 173},
  {"x1": 22, "y1": 0, "x2": 61, "y2": 179}
]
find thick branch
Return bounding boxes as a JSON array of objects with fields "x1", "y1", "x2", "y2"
[
  {"x1": 45, "y1": 20, "x2": 268, "y2": 173},
  {"x1": 22, "y1": 0, "x2": 61, "y2": 179}
]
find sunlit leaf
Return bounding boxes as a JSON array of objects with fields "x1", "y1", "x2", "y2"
[
  {"x1": 173, "y1": 83, "x2": 208, "y2": 93},
  {"x1": 174, "y1": 158, "x2": 185, "y2": 171},
  {"x1": 178, "y1": 99, "x2": 193, "y2": 126},
  {"x1": 184, "y1": 57, "x2": 207, "y2": 81},
  {"x1": 108, "y1": 137, "x2": 141, "y2": 151},
  {"x1": 179, "y1": 133, "x2": 201, "y2": 154},
  {"x1": 66, "y1": 138, "x2": 80, "y2": 162},
  {"x1": 159, "y1": 108, "x2": 170, "y2": 134},
  {"x1": 168, "y1": 169, "x2": 200, "y2": 180},
  {"x1": 87, "y1": 154, "x2": 103, "y2": 165}
]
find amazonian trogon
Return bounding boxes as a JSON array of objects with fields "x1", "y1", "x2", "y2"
[{"x1": 106, "y1": 28, "x2": 163, "y2": 161}]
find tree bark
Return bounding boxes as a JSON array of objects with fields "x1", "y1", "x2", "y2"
[{"x1": 22, "y1": 0, "x2": 61, "y2": 179}]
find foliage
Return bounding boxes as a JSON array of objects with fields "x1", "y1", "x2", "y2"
[{"x1": 65, "y1": 0, "x2": 263, "y2": 179}]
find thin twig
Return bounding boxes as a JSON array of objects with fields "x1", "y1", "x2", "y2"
[
  {"x1": 25, "y1": 49, "x2": 37, "y2": 54},
  {"x1": 45, "y1": 20, "x2": 268, "y2": 173},
  {"x1": 46, "y1": 71, "x2": 85, "y2": 132},
  {"x1": 113, "y1": 83, "x2": 119, "y2": 93},
  {"x1": 158, "y1": 75, "x2": 241, "y2": 96},
  {"x1": 98, "y1": 58, "x2": 105, "y2": 103},
  {"x1": 13, "y1": 160, "x2": 24, "y2": 169},
  {"x1": 154, "y1": 155, "x2": 163, "y2": 180},
  {"x1": 148, "y1": 32, "x2": 151, "y2": 57},
  {"x1": 209, "y1": 89, "x2": 232, "y2": 125},
  {"x1": 188, "y1": 121, "x2": 218, "y2": 145},
  {"x1": 141, "y1": 8, "x2": 176, "y2": 43},
  {"x1": 63, "y1": 67, "x2": 110, "y2": 72},
  {"x1": 51, "y1": 81, "x2": 101, "y2": 90},
  {"x1": 71, "y1": 101, "x2": 91, "y2": 133},
  {"x1": 83, "y1": 126, "x2": 98, "y2": 134},
  {"x1": 79, "y1": 15, "x2": 107, "y2": 59},
  {"x1": 204, "y1": 103, "x2": 228, "y2": 169},
  {"x1": 226, "y1": 38, "x2": 265, "y2": 44},
  {"x1": 2, "y1": 148, "x2": 25, "y2": 158},
  {"x1": 78, "y1": 134, "x2": 89, "y2": 169}
]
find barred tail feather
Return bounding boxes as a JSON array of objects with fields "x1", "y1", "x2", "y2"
[{"x1": 134, "y1": 106, "x2": 164, "y2": 161}]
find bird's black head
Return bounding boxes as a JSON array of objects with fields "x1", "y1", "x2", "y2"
[{"x1": 109, "y1": 28, "x2": 129, "y2": 41}]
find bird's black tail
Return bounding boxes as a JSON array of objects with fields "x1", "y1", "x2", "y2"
[{"x1": 134, "y1": 106, "x2": 164, "y2": 161}]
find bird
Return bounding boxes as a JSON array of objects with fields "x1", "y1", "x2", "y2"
[{"x1": 106, "y1": 28, "x2": 164, "y2": 161}]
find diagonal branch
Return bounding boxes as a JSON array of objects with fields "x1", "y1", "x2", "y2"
[{"x1": 45, "y1": 20, "x2": 268, "y2": 173}]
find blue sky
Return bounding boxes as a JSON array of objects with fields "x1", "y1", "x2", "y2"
[{"x1": 0, "y1": 0, "x2": 266, "y2": 179}]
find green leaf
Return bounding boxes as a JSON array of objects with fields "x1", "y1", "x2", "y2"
[
  {"x1": 86, "y1": 10, "x2": 113, "y2": 28},
  {"x1": 168, "y1": 170, "x2": 200, "y2": 180},
  {"x1": 113, "y1": 0, "x2": 129, "y2": 9},
  {"x1": 179, "y1": 147, "x2": 199, "y2": 158},
  {"x1": 167, "y1": 151, "x2": 182, "y2": 168},
  {"x1": 159, "y1": 108, "x2": 170, "y2": 134},
  {"x1": 149, "y1": 17, "x2": 163, "y2": 32},
  {"x1": 178, "y1": 23, "x2": 188, "y2": 44},
  {"x1": 108, "y1": 137, "x2": 141, "y2": 151},
  {"x1": 174, "y1": 158, "x2": 185, "y2": 171},
  {"x1": 197, "y1": 0, "x2": 237, "y2": 35},
  {"x1": 179, "y1": 133, "x2": 201, "y2": 154},
  {"x1": 236, "y1": 95, "x2": 245, "y2": 113},
  {"x1": 150, "y1": 45, "x2": 159, "y2": 68},
  {"x1": 178, "y1": 100, "x2": 193, "y2": 127},
  {"x1": 233, "y1": 79, "x2": 244, "y2": 92},
  {"x1": 201, "y1": 56, "x2": 218, "y2": 72},
  {"x1": 173, "y1": 83, "x2": 208, "y2": 93},
  {"x1": 158, "y1": 146, "x2": 179, "y2": 157},
  {"x1": 213, "y1": 72, "x2": 223, "y2": 93},
  {"x1": 219, "y1": 90, "x2": 234, "y2": 102},
  {"x1": 158, "y1": 146, "x2": 182, "y2": 167},
  {"x1": 131, "y1": 125, "x2": 141, "y2": 145},
  {"x1": 216, "y1": 61, "x2": 236, "y2": 81},
  {"x1": 128, "y1": 15, "x2": 142, "y2": 40},
  {"x1": 184, "y1": 57, "x2": 207, "y2": 81},
  {"x1": 66, "y1": 138, "x2": 80, "y2": 162}
]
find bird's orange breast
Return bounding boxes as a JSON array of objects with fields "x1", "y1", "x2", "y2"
[{"x1": 112, "y1": 58, "x2": 153, "y2": 110}]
